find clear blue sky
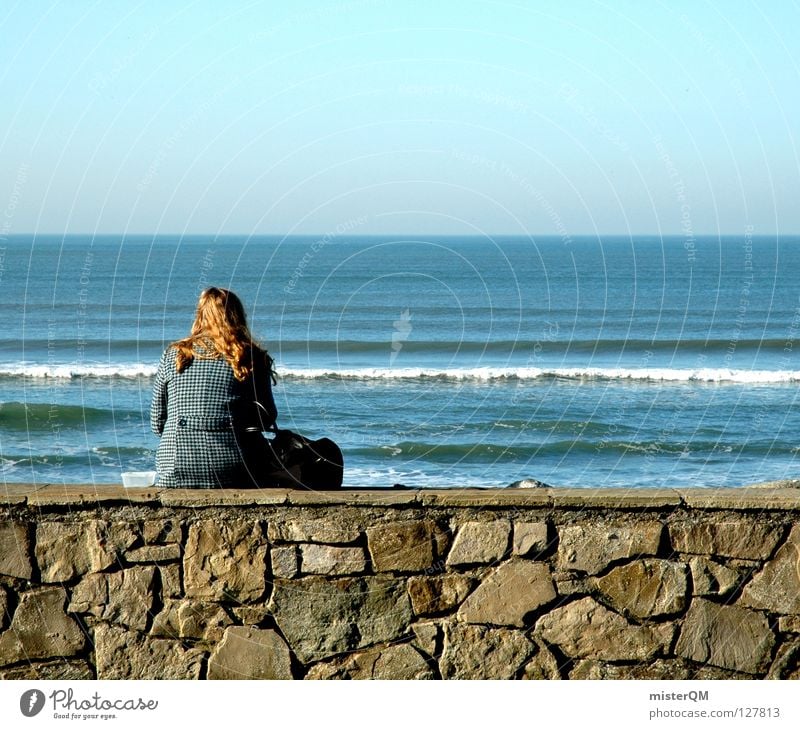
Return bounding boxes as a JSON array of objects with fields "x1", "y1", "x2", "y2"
[{"x1": 1, "y1": 0, "x2": 798, "y2": 236}]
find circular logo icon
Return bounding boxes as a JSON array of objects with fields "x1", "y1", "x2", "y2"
[{"x1": 20, "y1": 689, "x2": 45, "y2": 718}]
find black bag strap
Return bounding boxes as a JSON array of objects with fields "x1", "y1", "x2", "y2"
[{"x1": 253, "y1": 400, "x2": 278, "y2": 433}]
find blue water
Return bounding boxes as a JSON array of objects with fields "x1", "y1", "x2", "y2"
[{"x1": 2, "y1": 234, "x2": 800, "y2": 488}]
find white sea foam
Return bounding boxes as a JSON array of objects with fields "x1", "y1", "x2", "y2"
[
  {"x1": 340, "y1": 466, "x2": 497, "y2": 489},
  {"x1": 2, "y1": 362, "x2": 799, "y2": 384},
  {"x1": 0, "y1": 458, "x2": 23, "y2": 473},
  {"x1": 278, "y1": 365, "x2": 800, "y2": 384},
  {"x1": 0, "y1": 363, "x2": 158, "y2": 378}
]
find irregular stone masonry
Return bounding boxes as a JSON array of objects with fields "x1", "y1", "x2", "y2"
[{"x1": 0, "y1": 483, "x2": 800, "y2": 679}]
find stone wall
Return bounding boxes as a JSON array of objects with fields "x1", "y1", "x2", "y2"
[{"x1": 1, "y1": 483, "x2": 799, "y2": 679}]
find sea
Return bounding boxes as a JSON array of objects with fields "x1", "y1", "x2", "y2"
[{"x1": 2, "y1": 233, "x2": 800, "y2": 489}]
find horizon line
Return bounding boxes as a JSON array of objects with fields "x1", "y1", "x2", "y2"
[{"x1": 5, "y1": 231, "x2": 798, "y2": 238}]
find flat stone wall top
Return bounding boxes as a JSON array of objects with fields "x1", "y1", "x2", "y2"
[{"x1": 2, "y1": 482, "x2": 800, "y2": 511}]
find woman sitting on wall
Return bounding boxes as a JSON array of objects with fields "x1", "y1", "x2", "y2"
[{"x1": 150, "y1": 287, "x2": 278, "y2": 488}]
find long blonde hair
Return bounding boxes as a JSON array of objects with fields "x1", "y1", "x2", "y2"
[{"x1": 171, "y1": 287, "x2": 275, "y2": 382}]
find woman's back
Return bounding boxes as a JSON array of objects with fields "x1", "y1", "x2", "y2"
[
  {"x1": 151, "y1": 346, "x2": 276, "y2": 488},
  {"x1": 150, "y1": 287, "x2": 278, "y2": 488}
]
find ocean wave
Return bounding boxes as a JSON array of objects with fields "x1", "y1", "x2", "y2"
[
  {"x1": 279, "y1": 366, "x2": 800, "y2": 384},
  {"x1": 0, "y1": 402, "x2": 143, "y2": 430},
  {"x1": 0, "y1": 363, "x2": 158, "y2": 379},
  {"x1": 346, "y1": 439, "x2": 797, "y2": 460},
  {"x1": 2, "y1": 362, "x2": 800, "y2": 383},
  {"x1": 270, "y1": 337, "x2": 795, "y2": 355},
  {"x1": 6, "y1": 336, "x2": 792, "y2": 357}
]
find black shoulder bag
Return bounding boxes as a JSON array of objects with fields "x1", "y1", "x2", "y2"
[{"x1": 253, "y1": 402, "x2": 344, "y2": 490}]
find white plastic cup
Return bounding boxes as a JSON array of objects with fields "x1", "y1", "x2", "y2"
[{"x1": 121, "y1": 471, "x2": 157, "y2": 487}]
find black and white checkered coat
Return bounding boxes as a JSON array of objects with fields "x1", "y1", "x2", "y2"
[{"x1": 150, "y1": 346, "x2": 277, "y2": 488}]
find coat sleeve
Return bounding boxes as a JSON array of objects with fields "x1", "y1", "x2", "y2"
[
  {"x1": 150, "y1": 349, "x2": 170, "y2": 436},
  {"x1": 254, "y1": 349, "x2": 278, "y2": 430}
]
